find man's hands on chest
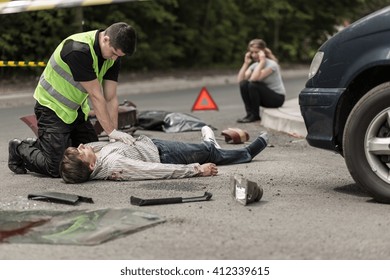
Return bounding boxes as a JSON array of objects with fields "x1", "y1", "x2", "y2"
[{"x1": 109, "y1": 129, "x2": 136, "y2": 145}]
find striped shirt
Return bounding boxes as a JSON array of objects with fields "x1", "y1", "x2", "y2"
[{"x1": 86, "y1": 135, "x2": 202, "y2": 181}]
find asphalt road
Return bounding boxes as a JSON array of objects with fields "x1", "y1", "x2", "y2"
[{"x1": 1, "y1": 74, "x2": 390, "y2": 261}]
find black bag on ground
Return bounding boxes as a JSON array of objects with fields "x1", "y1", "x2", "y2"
[
  {"x1": 137, "y1": 110, "x2": 171, "y2": 131},
  {"x1": 137, "y1": 110, "x2": 209, "y2": 132}
]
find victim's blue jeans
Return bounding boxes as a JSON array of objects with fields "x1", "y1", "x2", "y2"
[{"x1": 152, "y1": 139, "x2": 252, "y2": 165}]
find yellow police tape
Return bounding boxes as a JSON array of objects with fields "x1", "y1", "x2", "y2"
[{"x1": 0, "y1": 61, "x2": 46, "y2": 67}]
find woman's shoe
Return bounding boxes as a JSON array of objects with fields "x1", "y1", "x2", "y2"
[
  {"x1": 237, "y1": 114, "x2": 252, "y2": 123},
  {"x1": 237, "y1": 115, "x2": 261, "y2": 123}
]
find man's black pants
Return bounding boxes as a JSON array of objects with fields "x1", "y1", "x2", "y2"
[{"x1": 18, "y1": 102, "x2": 98, "y2": 177}]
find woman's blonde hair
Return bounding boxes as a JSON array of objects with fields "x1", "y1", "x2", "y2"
[
  {"x1": 248, "y1": 39, "x2": 267, "y2": 50},
  {"x1": 248, "y1": 38, "x2": 278, "y2": 62}
]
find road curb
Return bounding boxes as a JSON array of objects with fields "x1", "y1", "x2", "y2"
[{"x1": 262, "y1": 98, "x2": 307, "y2": 138}]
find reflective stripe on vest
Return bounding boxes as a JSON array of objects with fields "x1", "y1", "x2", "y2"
[
  {"x1": 38, "y1": 56, "x2": 87, "y2": 110},
  {"x1": 39, "y1": 76, "x2": 81, "y2": 110},
  {"x1": 49, "y1": 55, "x2": 86, "y2": 93}
]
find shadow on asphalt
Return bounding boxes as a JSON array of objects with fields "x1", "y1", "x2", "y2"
[{"x1": 333, "y1": 183, "x2": 370, "y2": 198}]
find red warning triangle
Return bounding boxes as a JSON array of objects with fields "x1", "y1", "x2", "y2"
[{"x1": 191, "y1": 87, "x2": 219, "y2": 111}]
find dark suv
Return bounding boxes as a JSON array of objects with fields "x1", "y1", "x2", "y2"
[{"x1": 299, "y1": 6, "x2": 390, "y2": 203}]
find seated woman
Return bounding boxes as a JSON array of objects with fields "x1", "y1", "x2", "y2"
[
  {"x1": 59, "y1": 126, "x2": 269, "y2": 183},
  {"x1": 237, "y1": 39, "x2": 286, "y2": 123}
]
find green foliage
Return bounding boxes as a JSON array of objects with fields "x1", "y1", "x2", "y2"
[{"x1": 0, "y1": 0, "x2": 389, "y2": 76}]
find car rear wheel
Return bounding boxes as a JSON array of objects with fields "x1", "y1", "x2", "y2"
[{"x1": 343, "y1": 82, "x2": 390, "y2": 203}]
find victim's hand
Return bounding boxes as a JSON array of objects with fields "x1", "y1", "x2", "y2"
[{"x1": 200, "y1": 163, "x2": 218, "y2": 177}]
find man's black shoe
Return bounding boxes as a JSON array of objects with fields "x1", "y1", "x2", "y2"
[
  {"x1": 8, "y1": 139, "x2": 27, "y2": 174},
  {"x1": 237, "y1": 116, "x2": 261, "y2": 123},
  {"x1": 24, "y1": 137, "x2": 37, "y2": 145}
]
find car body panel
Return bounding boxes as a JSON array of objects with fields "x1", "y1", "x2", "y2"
[
  {"x1": 300, "y1": 6, "x2": 390, "y2": 152},
  {"x1": 299, "y1": 88, "x2": 344, "y2": 150}
]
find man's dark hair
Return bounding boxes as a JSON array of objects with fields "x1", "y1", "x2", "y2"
[
  {"x1": 59, "y1": 147, "x2": 92, "y2": 184},
  {"x1": 104, "y1": 22, "x2": 137, "y2": 56}
]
